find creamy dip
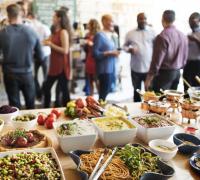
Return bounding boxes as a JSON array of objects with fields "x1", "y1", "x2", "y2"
[
  {"x1": 94, "y1": 117, "x2": 134, "y2": 131},
  {"x1": 57, "y1": 120, "x2": 95, "y2": 136}
]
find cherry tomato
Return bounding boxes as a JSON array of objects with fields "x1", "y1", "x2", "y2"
[
  {"x1": 51, "y1": 109, "x2": 61, "y2": 119},
  {"x1": 47, "y1": 113, "x2": 57, "y2": 121},
  {"x1": 37, "y1": 114, "x2": 47, "y2": 125},
  {"x1": 44, "y1": 117, "x2": 54, "y2": 129}
]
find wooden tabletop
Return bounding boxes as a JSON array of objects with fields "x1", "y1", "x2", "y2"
[{"x1": 1, "y1": 103, "x2": 200, "y2": 180}]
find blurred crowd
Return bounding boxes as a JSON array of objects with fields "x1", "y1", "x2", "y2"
[{"x1": 0, "y1": 0, "x2": 200, "y2": 109}]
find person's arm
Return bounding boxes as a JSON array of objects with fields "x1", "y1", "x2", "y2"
[
  {"x1": 145, "y1": 35, "x2": 168, "y2": 90},
  {"x1": 188, "y1": 33, "x2": 200, "y2": 48},
  {"x1": 182, "y1": 37, "x2": 189, "y2": 68},
  {"x1": 44, "y1": 29, "x2": 69, "y2": 54},
  {"x1": 34, "y1": 37, "x2": 44, "y2": 61},
  {"x1": 123, "y1": 31, "x2": 138, "y2": 54}
]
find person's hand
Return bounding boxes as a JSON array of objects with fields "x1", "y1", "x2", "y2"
[
  {"x1": 86, "y1": 40, "x2": 93, "y2": 46},
  {"x1": 188, "y1": 34, "x2": 198, "y2": 42},
  {"x1": 144, "y1": 74, "x2": 154, "y2": 90},
  {"x1": 128, "y1": 46, "x2": 139, "y2": 54},
  {"x1": 43, "y1": 39, "x2": 52, "y2": 46},
  {"x1": 112, "y1": 50, "x2": 120, "y2": 57}
]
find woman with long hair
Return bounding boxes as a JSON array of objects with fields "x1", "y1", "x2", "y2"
[
  {"x1": 43, "y1": 10, "x2": 72, "y2": 107},
  {"x1": 84, "y1": 19, "x2": 100, "y2": 95}
]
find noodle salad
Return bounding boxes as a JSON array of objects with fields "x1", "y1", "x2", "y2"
[
  {"x1": 117, "y1": 144, "x2": 160, "y2": 180},
  {"x1": 79, "y1": 144, "x2": 161, "y2": 180}
]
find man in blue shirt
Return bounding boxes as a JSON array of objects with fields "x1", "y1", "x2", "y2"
[{"x1": 0, "y1": 4, "x2": 44, "y2": 109}]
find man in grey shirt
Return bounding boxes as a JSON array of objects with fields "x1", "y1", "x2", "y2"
[
  {"x1": 183, "y1": 12, "x2": 200, "y2": 91},
  {"x1": 0, "y1": 4, "x2": 44, "y2": 109},
  {"x1": 124, "y1": 13, "x2": 155, "y2": 102}
]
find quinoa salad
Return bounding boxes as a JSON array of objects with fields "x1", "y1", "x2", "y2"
[{"x1": 0, "y1": 152, "x2": 62, "y2": 179}]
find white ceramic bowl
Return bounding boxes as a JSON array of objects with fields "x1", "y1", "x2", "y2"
[
  {"x1": 11, "y1": 114, "x2": 37, "y2": 130},
  {"x1": 149, "y1": 139, "x2": 178, "y2": 161},
  {"x1": 54, "y1": 120, "x2": 97, "y2": 153},
  {"x1": 0, "y1": 107, "x2": 19, "y2": 124},
  {"x1": 131, "y1": 114, "x2": 176, "y2": 143},
  {"x1": 0, "y1": 119, "x2": 4, "y2": 133},
  {"x1": 92, "y1": 117, "x2": 137, "y2": 146}
]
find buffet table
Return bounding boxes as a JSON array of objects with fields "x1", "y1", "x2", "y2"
[{"x1": 2, "y1": 103, "x2": 199, "y2": 180}]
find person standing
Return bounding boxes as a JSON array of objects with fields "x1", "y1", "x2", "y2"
[
  {"x1": 93, "y1": 14, "x2": 120, "y2": 100},
  {"x1": 145, "y1": 10, "x2": 188, "y2": 92},
  {"x1": 27, "y1": 12, "x2": 51, "y2": 100},
  {"x1": 183, "y1": 12, "x2": 200, "y2": 91},
  {"x1": 43, "y1": 10, "x2": 72, "y2": 108},
  {"x1": 124, "y1": 13, "x2": 155, "y2": 102},
  {"x1": 84, "y1": 19, "x2": 100, "y2": 95},
  {"x1": 0, "y1": 4, "x2": 44, "y2": 109}
]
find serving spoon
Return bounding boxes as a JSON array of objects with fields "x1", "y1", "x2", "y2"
[{"x1": 157, "y1": 141, "x2": 200, "y2": 151}]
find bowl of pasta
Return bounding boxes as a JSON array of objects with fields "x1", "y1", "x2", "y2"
[{"x1": 69, "y1": 144, "x2": 175, "y2": 180}]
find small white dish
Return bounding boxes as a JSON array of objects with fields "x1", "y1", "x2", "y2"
[
  {"x1": 11, "y1": 114, "x2": 37, "y2": 130},
  {"x1": 0, "y1": 107, "x2": 19, "y2": 124},
  {"x1": 149, "y1": 139, "x2": 178, "y2": 161}
]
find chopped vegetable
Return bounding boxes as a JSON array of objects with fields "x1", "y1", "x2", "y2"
[
  {"x1": 116, "y1": 144, "x2": 160, "y2": 180},
  {"x1": 133, "y1": 116, "x2": 173, "y2": 128}
]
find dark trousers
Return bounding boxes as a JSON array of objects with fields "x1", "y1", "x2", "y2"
[
  {"x1": 3, "y1": 73, "x2": 35, "y2": 109},
  {"x1": 152, "y1": 69, "x2": 180, "y2": 92},
  {"x1": 183, "y1": 60, "x2": 200, "y2": 91},
  {"x1": 34, "y1": 56, "x2": 49, "y2": 99},
  {"x1": 131, "y1": 70, "x2": 147, "y2": 102},
  {"x1": 44, "y1": 72, "x2": 70, "y2": 108},
  {"x1": 98, "y1": 73, "x2": 112, "y2": 101}
]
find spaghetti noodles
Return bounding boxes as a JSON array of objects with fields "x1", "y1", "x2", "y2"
[{"x1": 80, "y1": 149, "x2": 131, "y2": 180}]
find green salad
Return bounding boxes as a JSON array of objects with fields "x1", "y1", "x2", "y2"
[{"x1": 116, "y1": 144, "x2": 160, "y2": 180}]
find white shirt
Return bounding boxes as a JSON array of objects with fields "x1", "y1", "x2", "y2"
[
  {"x1": 124, "y1": 27, "x2": 156, "y2": 73},
  {"x1": 30, "y1": 19, "x2": 51, "y2": 57}
]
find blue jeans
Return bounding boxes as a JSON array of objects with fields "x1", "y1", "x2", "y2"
[
  {"x1": 3, "y1": 73, "x2": 35, "y2": 109},
  {"x1": 98, "y1": 73, "x2": 112, "y2": 100}
]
